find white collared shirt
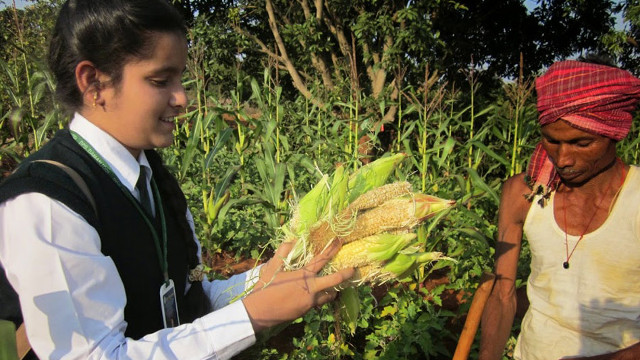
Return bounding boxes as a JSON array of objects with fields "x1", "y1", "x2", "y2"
[{"x1": 0, "y1": 113, "x2": 257, "y2": 359}]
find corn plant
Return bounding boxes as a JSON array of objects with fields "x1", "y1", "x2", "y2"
[
  {"x1": 502, "y1": 60, "x2": 537, "y2": 177},
  {"x1": 0, "y1": 14, "x2": 559, "y2": 357},
  {"x1": 620, "y1": 116, "x2": 640, "y2": 164},
  {"x1": 402, "y1": 66, "x2": 448, "y2": 193}
]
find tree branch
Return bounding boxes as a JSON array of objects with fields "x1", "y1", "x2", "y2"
[
  {"x1": 233, "y1": 25, "x2": 284, "y2": 63},
  {"x1": 264, "y1": 0, "x2": 317, "y2": 103},
  {"x1": 322, "y1": 0, "x2": 352, "y2": 59},
  {"x1": 298, "y1": 0, "x2": 334, "y2": 89},
  {"x1": 371, "y1": 34, "x2": 394, "y2": 99}
]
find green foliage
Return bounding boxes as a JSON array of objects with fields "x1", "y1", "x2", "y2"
[
  {"x1": 359, "y1": 285, "x2": 454, "y2": 359},
  {"x1": 601, "y1": 0, "x2": 640, "y2": 75},
  {"x1": 242, "y1": 284, "x2": 456, "y2": 359},
  {"x1": 0, "y1": 1, "x2": 63, "y2": 162}
]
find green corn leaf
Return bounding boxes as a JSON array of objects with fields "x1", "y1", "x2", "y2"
[
  {"x1": 291, "y1": 174, "x2": 329, "y2": 235},
  {"x1": 368, "y1": 233, "x2": 417, "y2": 261},
  {"x1": 383, "y1": 253, "x2": 416, "y2": 276},
  {"x1": 325, "y1": 164, "x2": 348, "y2": 217},
  {"x1": 466, "y1": 167, "x2": 500, "y2": 204},
  {"x1": 436, "y1": 136, "x2": 456, "y2": 168},
  {"x1": 204, "y1": 127, "x2": 234, "y2": 169},
  {"x1": 207, "y1": 190, "x2": 230, "y2": 224},
  {"x1": 347, "y1": 153, "x2": 407, "y2": 203},
  {"x1": 471, "y1": 139, "x2": 509, "y2": 166},
  {"x1": 338, "y1": 286, "x2": 360, "y2": 335}
]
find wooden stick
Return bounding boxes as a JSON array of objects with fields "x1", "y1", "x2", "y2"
[
  {"x1": 452, "y1": 272, "x2": 496, "y2": 360},
  {"x1": 16, "y1": 323, "x2": 31, "y2": 360}
]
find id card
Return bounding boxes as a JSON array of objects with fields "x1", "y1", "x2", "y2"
[{"x1": 160, "y1": 279, "x2": 180, "y2": 328}]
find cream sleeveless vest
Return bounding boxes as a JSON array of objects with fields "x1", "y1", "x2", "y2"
[{"x1": 515, "y1": 166, "x2": 640, "y2": 359}]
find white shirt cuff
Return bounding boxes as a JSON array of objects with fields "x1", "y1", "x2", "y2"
[{"x1": 197, "y1": 300, "x2": 256, "y2": 359}]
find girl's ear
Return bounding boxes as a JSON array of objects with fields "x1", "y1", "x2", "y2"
[{"x1": 75, "y1": 60, "x2": 107, "y2": 108}]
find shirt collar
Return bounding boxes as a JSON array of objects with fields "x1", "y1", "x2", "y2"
[{"x1": 69, "y1": 113, "x2": 152, "y2": 192}]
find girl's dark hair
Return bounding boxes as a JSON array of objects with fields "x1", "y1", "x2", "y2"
[{"x1": 48, "y1": 0, "x2": 186, "y2": 111}]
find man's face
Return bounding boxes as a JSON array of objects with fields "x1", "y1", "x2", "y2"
[{"x1": 541, "y1": 120, "x2": 617, "y2": 185}]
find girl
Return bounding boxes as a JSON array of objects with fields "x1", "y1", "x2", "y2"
[{"x1": 0, "y1": 0, "x2": 353, "y2": 359}]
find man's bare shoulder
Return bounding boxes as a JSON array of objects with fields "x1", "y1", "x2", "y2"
[
  {"x1": 500, "y1": 173, "x2": 533, "y2": 224},
  {"x1": 502, "y1": 173, "x2": 530, "y2": 197}
]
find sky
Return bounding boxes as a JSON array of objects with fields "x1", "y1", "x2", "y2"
[{"x1": 2, "y1": 0, "x2": 29, "y2": 9}]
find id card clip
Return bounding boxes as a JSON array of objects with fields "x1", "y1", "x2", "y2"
[{"x1": 160, "y1": 279, "x2": 180, "y2": 328}]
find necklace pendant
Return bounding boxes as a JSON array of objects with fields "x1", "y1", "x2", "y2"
[{"x1": 563, "y1": 261, "x2": 570, "y2": 269}]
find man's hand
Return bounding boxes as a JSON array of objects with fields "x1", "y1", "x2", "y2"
[{"x1": 243, "y1": 239, "x2": 355, "y2": 332}]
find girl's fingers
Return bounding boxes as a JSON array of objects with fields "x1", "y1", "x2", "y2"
[
  {"x1": 258, "y1": 239, "x2": 298, "y2": 289},
  {"x1": 312, "y1": 267, "x2": 355, "y2": 293},
  {"x1": 315, "y1": 288, "x2": 338, "y2": 307},
  {"x1": 305, "y1": 239, "x2": 342, "y2": 273},
  {"x1": 270, "y1": 238, "x2": 297, "y2": 269}
]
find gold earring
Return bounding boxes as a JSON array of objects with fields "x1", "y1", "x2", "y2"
[{"x1": 92, "y1": 92, "x2": 98, "y2": 108}]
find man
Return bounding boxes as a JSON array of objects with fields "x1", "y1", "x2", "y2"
[{"x1": 479, "y1": 59, "x2": 640, "y2": 359}]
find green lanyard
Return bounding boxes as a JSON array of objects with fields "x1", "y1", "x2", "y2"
[{"x1": 71, "y1": 131, "x2": 170, "y2": 284}]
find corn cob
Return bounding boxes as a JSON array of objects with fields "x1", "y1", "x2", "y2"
[
  {"x1": 280, "y1": 153, "x2": 455, "y2": 285},
  {"x1": 289, "y1": 155, "x2": 406, "y2": 237},
  {"x1": 351, "y1": 264, "x2": 383, "y2": 284},
  {"x1": 305, "y1": 219, "x2": 337, "y2": 256},
  {"x1": 274, "y1": 152, "x2": 457, "y2": 335},
  {"x1": 346, "y1": 153, "x2": 407, "y2": 203},
  {"x1": 340, "y1": 193, "x2": 455, "y2": 244},
  {"x1": 327, "y1": 233, "x2": 417, "y2": 271},
  {"x1": 203, "y1": 189, "x2": 230, "y2": 225},
  {"x1": 323, "y1": 233, "x2": 453, "y2": 286},
  {"x1": 348, "y1": 251, "x2": 452, "y2": 285},
  {"x1": 304, "y1": 189, "x2": 454, "y2": 256},
  {"x1": 345, "y1": 181, "x2": 412, "y2": 214}
]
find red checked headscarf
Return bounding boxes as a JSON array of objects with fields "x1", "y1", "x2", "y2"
[{"x1": 526, "y1": 60, "x2": 640, "y2": 203}]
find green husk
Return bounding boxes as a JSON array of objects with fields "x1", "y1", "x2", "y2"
[
  {"x1": 337, "y1": 286, "x2": 360, "y2": 335},
  {"x1": 289, "y1": 174, "x2": 330, "y2": 236},
  {"x1": 346, "y1": 153, "x2": 407, "y2": 203}
]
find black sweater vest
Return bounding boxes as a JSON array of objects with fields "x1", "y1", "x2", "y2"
[{"x1": 0, "y1": 130, "x2": 209, "y2": 339}]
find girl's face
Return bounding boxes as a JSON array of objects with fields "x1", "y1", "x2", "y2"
[{"x1": 97, "y1": 31, "x2": 187, "y2": 158}]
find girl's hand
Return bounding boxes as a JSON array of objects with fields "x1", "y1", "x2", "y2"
[{"x1": 242, "y1": 239, "x2": 354, "y2": 332}]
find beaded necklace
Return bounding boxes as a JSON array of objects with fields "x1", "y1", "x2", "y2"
[{"x1": 561, "y1": 159, "x2": 626, "y2": 269}]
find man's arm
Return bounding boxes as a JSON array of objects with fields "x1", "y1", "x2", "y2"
[{"x1": 479, "y1": 173, "x2": 532, "y2": 360}]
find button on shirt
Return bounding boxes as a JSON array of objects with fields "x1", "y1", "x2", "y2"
[{"x1": 0, "y1": 113, "x2": 258, "y2": 359}]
